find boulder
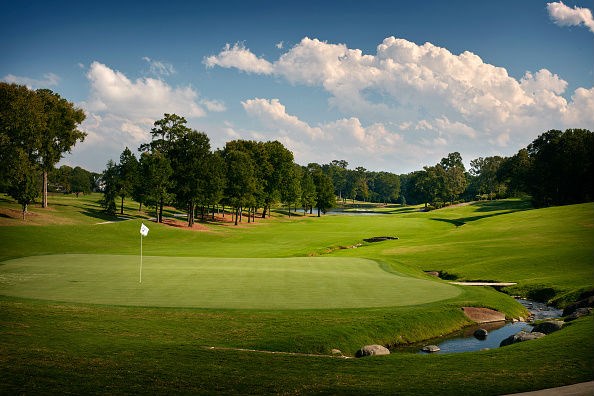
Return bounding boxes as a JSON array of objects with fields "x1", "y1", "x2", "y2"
[
  {"x1": 422, "y1": 345, "x2": 440, "y2": 353},
  {"x1": 356, "y1": 344, "x2": 390, "y2": 358},
  {"x1": 500, "y1": 331, "x2": 546, "y2": 347},
  {"x1": 474, "y1": 328, "x2": 488, "y2": 339},
  {"x1": 331, "y1": 349, "x2": 343, "y2": 356},
  {"x1": 532, "y1": 320, "x2": 564, "y2": 334},
  {"x1": 564, "y1": 307, "x2": 593, "y2": 322},
  {"x1": 562, "y1": 294, "x2": 594, "y2": 317}
]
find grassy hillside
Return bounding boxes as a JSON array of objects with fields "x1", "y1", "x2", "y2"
[{"x1": 0, "y1": 194, "x2": 592, "y2": 394}]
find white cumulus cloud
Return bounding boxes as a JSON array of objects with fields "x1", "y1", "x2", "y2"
[
  {"x1": 206, "y1": 35, "x2": 594, "y2": 165},
  {"x1": 204, "y1": 43, "x2": 273, "y2": 74},
  {"x1": 69, "y1": 61, "x2": 222, "y2": 171},
  {"x1": 2, "y1": 72, "x2": 60, "y2": 89},
  {"x1": 547, "y1": 1, "x2": 594, "y2": 33}
]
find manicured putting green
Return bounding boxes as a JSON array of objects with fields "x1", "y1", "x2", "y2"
[{"x1": 0, "y1": 254, "x2": 460, "y2": 309}]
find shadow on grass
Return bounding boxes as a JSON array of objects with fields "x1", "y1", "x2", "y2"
[{"x1": 431, "y1": 200, "x2": 532, "y2": 227}]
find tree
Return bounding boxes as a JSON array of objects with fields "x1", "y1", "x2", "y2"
[
  {"x1": 0, "y1": 83, "x2": 45, "y2": 200},
  {"x1": 36, "y1": 89, "x2": 86, "y2": 208},
  {"x1": 262, "y1": 141, "x2": 294, "y2": 218},
  {"x1": 203, "y1": 151, "x2": 226, "y2": 220},
  {"x1": 300, "y1": 168, "x2": 316, "y2": 215},
  {"x1": 6, "y1": 149, "x2": 40, "y2": 220},
  {"x1": 169, "y1": 131, "x2": 211, "y2": 227},
  {"x1": 100, "y1": 160, "x2": 118, "y2": 215},
  {"x1": 326, "y1": 160, "x2": 348, "y2": 202},
  {"x1": 116, "y1": 147, "x2": 139, "y2": 215},
  {"x1": 440, "y1": 152, "x2": 467, "y2": 204},
  {"x1": 282, "y1": 163, "x2": 302, "y2": 215},
  {"x1": 526, "y1": 129, "x2": 593, "y2": 206},
  {"x1": 223, "y1": 149, "x2": 257, "y2": 225},
  {"x1": 70, "y1": 167, "x2": 93, "y2": 197},
  {"x1": 140, "y1": 113, "x2": 189, "y2": 154},
  {"x1": 139, "y1": 150, "x2": 173, "y2": 223},
  {"x1": 369, "y1": 171, "x2": 400, "y2": 203},
  {"x1": 470, "y1": 156, "x2": 505, "y2": 200},
  {"x1": 308, "y1": 165, "x2": 335, "y2": 216}
]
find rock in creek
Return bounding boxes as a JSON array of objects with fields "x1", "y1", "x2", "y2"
[
  {"x1": 422, "y1": 345, "x2": 441, "y2": 353},
  {"x1": 531, "y1": 320, "x2": 564, "y2": 334},
  {"x1": 564, "y1": 307, "x2": 592, "y2": 322},
  {"x1": 473, "y1": 328, "x2": 488, "y2": 339},
  {"x1": 500, "y1": 331, "x2": 546, "y2": 347},
  {"x1": 356, "y1": 344, "x2": 390, "y2": 358}
]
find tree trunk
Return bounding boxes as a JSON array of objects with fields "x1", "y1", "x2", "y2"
[
  {"x1": 120, "y1": 196, "x2": 124, "y2": 215},
  {"x1": 247, "y1": 207, "x2": 251, "y2": 223},
  {"x1": 138, "y1": 202, "x2": 142, "y2": 212},
  {"x1": 234, "y1": 207, "x2": 239, "y2": 226},
  {"x1": 188, "y1": 201, "x2": 194, "y2": 227},
  {"x1": 262, "y1": 205, "x2": 267, "y2": 219},
  {"x1": 42, "y1": 170, "x2": 48, "y2": 208},
  {"x1": 317, "y1": 206, "x2": 321, "y2": 217},
  {"x1": 159, "y1": 198, "x2": 164, "y2": 223},
  {"x1": 22, "y1": 203, "x2": 27, "y2": 220}
]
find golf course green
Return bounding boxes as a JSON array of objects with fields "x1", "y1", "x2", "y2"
[
  {"x1": 0, "y1": 255, "x2": 460, "y2": 308},
  {"x1": 0, "y1": 194, "x2": 592, "y2": 395}
]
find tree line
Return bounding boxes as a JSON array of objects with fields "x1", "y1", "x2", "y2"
[
  {"x1": 400, "y1": 129, "x2": 593, "y2": 209},
  {"x1": 2, "y1": 83, "x2": 592, "y2": 222},
  {"x1": 0, "y1": 83, "x2": 86, "y2": 219},
  {"x1": 100, "y1": 113, "x2": 338, "y2": 226}
]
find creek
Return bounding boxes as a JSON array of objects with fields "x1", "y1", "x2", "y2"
[{"x1": 395, "y1": 299, "x2": 562, "y2": 354}]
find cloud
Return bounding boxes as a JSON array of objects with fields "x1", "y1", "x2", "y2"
[
  {"x1": 240, "y1": 97, "x2": 417, "y2": 169},
  {"x1": 204, "y1": 43, "x2": 273, "y2": 74},
  {"x1": 2, "y1": 72, "x2": 60, "y2": 89},
  {"x1": 142, "y1": 56, "x2": 176, "y2": 76},
  {"x1": 242, "y1": 98, "x2": 324, "y2": 139},
  {"x1": 206, "y1": 36, "x2": 594, "y2": 159},
  {"x1": 547, "y1": 1, "x2": 594, "y2": 33},
  {"x1": 69, "y1": 61, "x2": 222, "y2": 171}
]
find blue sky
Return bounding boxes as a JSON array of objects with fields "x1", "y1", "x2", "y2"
[{"x1": 2, "y1": 0, "x2": 593, "y2": 173}]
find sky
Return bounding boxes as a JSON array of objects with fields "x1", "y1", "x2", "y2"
[{"x1": 2, "y1": 0, "x2": 593, "y2": 174}]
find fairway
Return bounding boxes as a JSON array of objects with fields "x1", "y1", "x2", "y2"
[{"x1": 0, "y1": 254, "x2": 459, "y2": 309}]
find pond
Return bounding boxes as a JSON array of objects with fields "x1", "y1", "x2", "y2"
[{"x1": 395, "y1": 299, "x2": 562, "y2": 354}]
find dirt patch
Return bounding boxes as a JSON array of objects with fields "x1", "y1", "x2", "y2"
[
  {"x1": 462, "y1": 307, "x2": 506, "y2": 323},
  {"x1": 162, "y1": 218, "x2": 210, "y2": 231}
]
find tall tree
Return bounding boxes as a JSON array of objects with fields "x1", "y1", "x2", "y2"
[
  {"x1": 70, "y1": 166, "x2": 93, "y2": 197},
  {"x1": 223, "y1": 149, "x2": 256, "y2": 225},
  {"x1": 0, "y1": 83, "x2": 45, "y2": 214},
  {"x1": 6, "y1": 149, "x2": 40, "y2": 220},
  {"x1": 100, "y1": 160, "x2": 118, "y2": 215},
  {"x1": 300, "y1": 168, "x2": 316, "y2": 215},
  {"x1": 169, "y1": 130, "x2": 211, "y2": 227},
  {"x1": 116, "y1": 147, "x2": 139, "y2": 215},
  {"x1": 440, "y1": 152, "x2": 467, "y2": 204},
  {"x1": 526, "y1": 129, "x2": 593, "y2": 206},
  {"x1": 36, "y1": 89, "x2": 86, "y2": 208},
  {"x1": 282, "y1": 163, "x2": 302, "y2": 215},
  {"x1": 138, "y1": 150, "x2": 173, "y2": 223}
]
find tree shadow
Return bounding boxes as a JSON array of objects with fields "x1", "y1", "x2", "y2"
[{"x1": 430, "y1": 200, "x2": 532, "y2": 227}]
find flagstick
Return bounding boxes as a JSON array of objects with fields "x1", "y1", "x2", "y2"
[{"x1": 140, "y1": 233, "x2": 143, "y2": 283}]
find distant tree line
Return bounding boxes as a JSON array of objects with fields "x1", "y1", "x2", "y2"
[
  {"x1": 400, "y1": 129, "x2": 593, "y2": 208},
  {"x1": 0, "y1": 83, "x2": 86, "y2": 219}
]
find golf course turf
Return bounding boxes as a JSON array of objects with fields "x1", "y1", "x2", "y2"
[
  {"x1": 0, "y1": 255, "x2": 460, "y2": 309},
  {"x1": 0, "y1": 194, "x2": 592, "y2": 394}
]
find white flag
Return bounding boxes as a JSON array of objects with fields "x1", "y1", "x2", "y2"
[{"x1": 140, "y1": 223, "x2": 149, "y2": 237}]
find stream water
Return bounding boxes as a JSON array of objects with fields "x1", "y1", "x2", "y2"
[{"x1": 395, "y1": 299, "x2": 562, "y2": 354}]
